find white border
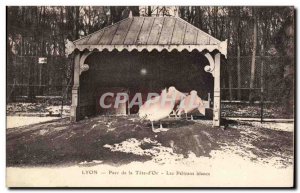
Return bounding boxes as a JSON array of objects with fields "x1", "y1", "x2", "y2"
[{"x1": 1, "y1": 1, "x2": 298, "y2": 193}]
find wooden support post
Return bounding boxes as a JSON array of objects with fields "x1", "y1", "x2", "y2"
[
  {"x1": 70, "y1": 51, "x2": 81, "y2": 122},
  {"x1": 204, "y1": 52, "x2": 221, "y2": 127},
  {"x1": 70, "y1": 50, "x2": 92, "y2": 122},
  {"x1": 213, "y1": 53, "x2": 221, "y2": 127}
]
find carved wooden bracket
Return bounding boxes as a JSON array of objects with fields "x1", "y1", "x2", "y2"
[
  {"x1": 204, "y1": 53, "x2": 215, "y2": 77},
  {"x1": 79, "y1": 52, "x2": 93, "y2": 75}
]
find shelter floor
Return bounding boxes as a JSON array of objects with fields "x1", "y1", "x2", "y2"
[{"x1": 7, "y1": 115, "x2": 293, "y2": 168}]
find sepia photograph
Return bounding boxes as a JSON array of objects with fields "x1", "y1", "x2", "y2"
[{"x1": 6, "y1": 5, "x2": 295, "y2": 187}]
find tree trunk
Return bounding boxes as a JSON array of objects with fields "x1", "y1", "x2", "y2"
[
  {"x1": 73, "y1": 7, "x2": 80, "y2": 40},
  {"x1": 260, "y1": 44, "x2": 265, "y2": 122},
  {"x1": 249, "y1": 11, "x2": 257, "y2": 102},
  {"x1": 237, "y1": 43, "x2": 241, "y2": 100},
  {"x1": 28, "y1": 57, "x2": 35, "y2": 102},
  {"x1": 196, "y1": 7, "x2": 203, "y2": 29},
  {"x1": 147, "y1": 6, "x2": 152, "y2": 16},
  {"x1": 228, "y1": 62, "x2": 233, "y2": 101}
]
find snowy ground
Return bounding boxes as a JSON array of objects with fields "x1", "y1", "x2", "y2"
[
  {"x1": 6, "y1": 103, "x2": 70, "y2": 117},
  {"x1": 6, "y1": 102, "x2": 70, "y2": 128},
  {"x1": 222, "y1": 103, "x2": 294, "y2": 119},
  {"x1": 7, "y1": 102, "x2": 293, "y2": 119},
  {"x1": 6, "y1": 115, "x2": 294, "y2": 187},
  {"x1": 246, "y1": 121, "x2": 294, "y2": 132},
  {"x1": 6, "y1": 98, "x2": 294, "y2": 186},
  {"x1": 7, "y1": 116, "x2": 60, "y2": 129},
  {"x1": 7, "y1": 148, "x2": 293, "y2": 187}
]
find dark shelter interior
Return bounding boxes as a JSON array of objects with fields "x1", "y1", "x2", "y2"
[{"x1": 79, "y1": 49, "x2": 213, "y2": 118}]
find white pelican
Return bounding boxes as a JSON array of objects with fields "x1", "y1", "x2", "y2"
[
  {"x1": 167, "y1": 86, "x2": 186, "y2": 118},
  {"x1": 176, "y1": 90, "x2": 205, "y2": 120},
  {"x1": 138, "y1": 88, "x2": 177, "y2": 132}
]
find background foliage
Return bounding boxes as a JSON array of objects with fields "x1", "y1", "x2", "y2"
[{"x1": 6, "y1": 6, "x2": 294, "y2": 117}]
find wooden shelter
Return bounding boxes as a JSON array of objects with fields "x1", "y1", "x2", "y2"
[{"x1": 66, "y1": 16, "x2": 227, "y2": 126}]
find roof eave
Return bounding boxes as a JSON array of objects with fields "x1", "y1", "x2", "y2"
[{"x1": 66, "y1": 40, "x2": 227, "y2": 58}]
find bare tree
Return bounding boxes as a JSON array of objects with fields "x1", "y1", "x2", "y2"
[{"x1": 249, "y1": 8, "x2": 257, "y2": 102}]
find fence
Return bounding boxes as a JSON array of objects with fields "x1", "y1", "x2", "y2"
[
  {"x1": 7, "y1": 33, "x2": 73, "y2": 104},
  {"x1": 221, "y1": 55, "x2": 294, "y2": 119},
  {"x1": 6, "y1": 53, "x2": 294, "y2": 119},
  {"x1": 7, "y1": 55, "x2": 72, "y2": 104}
]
